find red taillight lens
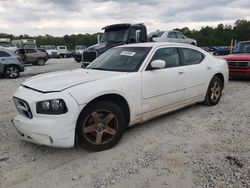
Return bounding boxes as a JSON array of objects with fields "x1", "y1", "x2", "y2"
[{"x1": 17, "y1": 56, "x2": 22, "y2": 61}]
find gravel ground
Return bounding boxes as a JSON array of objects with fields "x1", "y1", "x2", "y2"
[{"x1": 0, "y1": 58, "x2": 250, "y2": 188}]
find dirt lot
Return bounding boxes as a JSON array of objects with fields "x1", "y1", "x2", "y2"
[{"x1": 0, "y1": 58, "x2": 250, "y2": 188}]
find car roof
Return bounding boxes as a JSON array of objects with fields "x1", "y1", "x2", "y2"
[
  {"x1": 0, "y1": 48, "x2": 17, "y2": 56},
  {"x1": 116, "y1": 42, "x2": 197, "y2": 48}
]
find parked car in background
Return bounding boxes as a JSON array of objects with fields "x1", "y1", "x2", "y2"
[
  {"x1": 205, "y1": 46, "x2": 230, "y2": 56},
  {"x1": 149, "y1": 30, "x2": 197, "y2": 46},
  {"x1": 0, "y1": 49, "x2": 24, "y2": 78},
  {"x1": 12, "y1": 42, "x2": 228, "y2": 151},
  {"x1": 224, "y1": 41, "x2": 250, "y2": 77},
  {"x1": 40, "y1": 45, "x2": 60, "y2": 58},
  {"x1": 56, "y1": 46, "x2": 71, "y2": 58},
  {"x1": 15, "y1": 48, "x2": 48, "y2": 66},
  {"x1": 74, "y1": 45, "x2": 86, "y2": 62}
]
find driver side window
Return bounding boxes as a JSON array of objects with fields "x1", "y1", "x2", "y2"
[{"x1": 148, "y1": 48, "x2": 181, "y2": 70}]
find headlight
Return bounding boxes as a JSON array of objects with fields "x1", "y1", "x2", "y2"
[{"x1": 36, "y1": 99, "x2": 67, "y2": 115}]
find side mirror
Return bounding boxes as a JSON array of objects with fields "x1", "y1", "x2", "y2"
[
  {"x1": 97, "y1": 34, "x2": 100, "y2": 43},
  {"x1": 150, "y1": 60, "x2": 166, "y2": 69},
  {"x1": 135, "y1": 30, "x2": 141, "y2": 43}
]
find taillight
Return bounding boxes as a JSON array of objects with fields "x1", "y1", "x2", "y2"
[{"x1": 17, "y1": 56, "x2": 22, "y2": 61}]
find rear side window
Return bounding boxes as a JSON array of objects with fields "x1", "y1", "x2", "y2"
[
  {"x1": 150, "y1": 48, "x2": 180, "y2": 68},
  {"x1": 167, "y1": 32, "x2": 176, "y2": 38},
  {"x1": 176, "y1": 32, "x2": 185, "y2": 39},
  {"x1": 26, "y1": 49, "x2": 37, "y2": 53},
  {"x1": 0, "y1": 51, "x2": 10, "y2": 57},
  {"x1": 180, "y1": 48, "x2": 204, "y2": 65}
]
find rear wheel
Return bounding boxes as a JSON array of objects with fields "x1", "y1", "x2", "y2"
[
  {"x1": 204, "y1": 76, "x2": 222, "y2": 106},
  {"x1": 37, "y1": 58, "x2": 45, "y2": 66},
  {"x1": 76, "y1": 101, "x2": 125, "y2": 151},
  {"x1": 4, "y1": 65, "x2": 20, "y2": 79}
]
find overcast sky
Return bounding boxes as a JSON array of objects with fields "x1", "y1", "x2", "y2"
[{"x1": 0, "y1": 0, "x2": 249, "y2": 36}]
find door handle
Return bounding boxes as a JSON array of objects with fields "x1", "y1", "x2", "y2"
[
  {"x1": 207, "y1": 67, "x2": 211, "y2": 70},
  {"x1": 178, "y1": 71, "x2": 184, "y2": 74}
]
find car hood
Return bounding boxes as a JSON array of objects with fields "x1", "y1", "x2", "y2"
[
  {"x1": 224, "y1": 53, "x2": 250, "y2": 61},
  {"x1": 22, "y1": 69, "x2": 125, "y2": 93}
]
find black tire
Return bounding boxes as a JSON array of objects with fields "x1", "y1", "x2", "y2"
[
  {"x1": 37, "y1": 58, "x2": 45, "y2": 66},
  {"x1": 4, "y1": 65, "x2": 20, "y2": 79},
  {"x1": 204, "y1": 76, "x2": 222, "y2": 106},
  {"x1": 76, "y1": 101, "x2": 125, "y2": 151}
]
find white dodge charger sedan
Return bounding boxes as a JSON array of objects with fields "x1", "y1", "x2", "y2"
[{"x1": 12, "y1": 42, "x2": 228, "y2": 151}]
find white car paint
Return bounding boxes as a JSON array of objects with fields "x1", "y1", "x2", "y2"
[
  {"x1": 149, "y1": 30, "x2": 197, "y2": 46},
  {"x1": 12, "y1": 42, "x2": 228, "y2": 148}
]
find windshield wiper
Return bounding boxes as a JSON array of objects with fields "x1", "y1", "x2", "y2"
[{"x1": 88, "y1": 67, "x2": 110, "y2": 71}]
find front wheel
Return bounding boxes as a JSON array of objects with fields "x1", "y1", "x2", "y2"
[
  {"x1": 4, "y1": 65, "x2": 20, "y2": 79},
  {"x1": 76, "y1": 101, "x2": 125, "y2": 151},
  {"x1": 204, "y1": 76, "x2": 222, "y2": 106}
]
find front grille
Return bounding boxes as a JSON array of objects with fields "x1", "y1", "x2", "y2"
[
  {"x1": 227, "y1": 61, "x2": 249, "y2": 68},
  {"x1": 13, "y1": 97, "x2": 33, "y2": 119},
  {"x1": 83, "y1": 51, "x2": 97, "y2": 62}
]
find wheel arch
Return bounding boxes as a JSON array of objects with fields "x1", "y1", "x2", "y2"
[
  {"x1": 77, "y1": 93, "x2": 131, "y2": 127},
  {"x1": 213, "y1": 73, "x2": 225, "y2": 88},
  {"x1": 3, "y1": 64, "x2": 21, "y2": 71}
]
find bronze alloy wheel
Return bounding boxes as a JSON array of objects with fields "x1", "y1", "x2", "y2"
[
  {"x1": 210, "y1": 80, "x2": 221, "y2": 103},
  {"x1": 76, "y1": 101, "x2": 125, "y2": 151},
  {"x1": 204, "y1": 76, "x2": 222, "y2": 106},
  {"x1": 83, "y1": 110, "x2": 118, "y2": 145}
]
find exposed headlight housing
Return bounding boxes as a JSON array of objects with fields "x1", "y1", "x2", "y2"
[{"x1": 36, "y1": 99, "x2": 67, "y2": 115}]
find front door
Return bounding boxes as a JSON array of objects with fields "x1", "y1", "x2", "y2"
[{"x1": 141, "y1": 47, "x2": 186, "y2": 121}]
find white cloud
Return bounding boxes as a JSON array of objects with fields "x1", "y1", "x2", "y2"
[{"x1": 0, "y1": 0, "x2": 249, "y2": 36}]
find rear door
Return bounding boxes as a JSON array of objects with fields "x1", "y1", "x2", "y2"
[
  {"x1": 141, "y1": 47, "x2": 186, "y2": 121},
  {"x1": 178, "y1": 48, "x2": 208, "y2": 100},
  {"x1": 25, "y1": 49, "x2": 37, "y2": 62}
]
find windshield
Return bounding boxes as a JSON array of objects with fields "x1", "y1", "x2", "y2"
[
  {"x1": 87, "y1": 47, "x2": 151, "y2": 72},
  {"x1": 100, "y1": 29, "x2": 129, "y2": 43},
  {"x1": 45, "y1": 46, "x2": 56, "y2": 50},
  {"x1": 233, "y1": 42, "x2": 250, "y2": 53},
  {"x1": 58, "y1": 46, "x2": 66, "y2": 50}
]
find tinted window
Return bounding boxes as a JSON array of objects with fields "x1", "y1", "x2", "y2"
[
  {"x1": 26, "y1": 49, "x2": 37, "y2": 53},
  {"x1": 181, "y1": 48, "x2": 204, "y2": 65},
  {"x1": 0, "y1": 51, "x2": 10, "y2": 57},
  {"x1": 167, "y1": 32, "x2": 176, "y2": 38},
  {"x1": 150, "y1": 48, "x2": 180, "y2": 68}
]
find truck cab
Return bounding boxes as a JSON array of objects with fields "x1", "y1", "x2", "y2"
[{"x1": 74, "y1": 23, "x2": 147, "y2": 66}]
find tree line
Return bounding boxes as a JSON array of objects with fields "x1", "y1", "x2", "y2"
[{"x1": 0, "y1": 19, "x2": 249, "y2": 49}]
